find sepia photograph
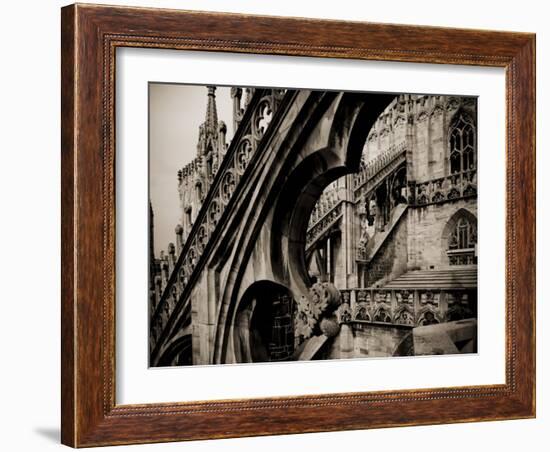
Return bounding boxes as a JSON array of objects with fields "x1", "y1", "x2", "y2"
[
  {"x1": 53, "y1": 2, "x2": 537, "y2": 447},
  {"x1": 148, "y1": 84, "x2": 478, "y2": 367}
]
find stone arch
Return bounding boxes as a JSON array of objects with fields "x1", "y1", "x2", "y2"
[
  {"x1": 233, "y1": 280, "x2": 295, "y2": 363},
  {"x1": 153, "y1": 298, "x2": 193, "y2": 366},
  {"x1": 210, "y1": 92, "x2": 340, "y2": 364},
  {"x1": 271, "y1": 149, "x2": 348, "y2": 293},
  {"x1": 156, "y1": 334, "x2": 192, "y2": 366},
  {"x1": 270, "y1": 92, "x2": 396, "y2": 296},
  {"x1": 210, "y1": 91, "x2": 395, "y2": 364}
]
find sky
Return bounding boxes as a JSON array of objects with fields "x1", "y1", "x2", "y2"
[{"x1": 149, "y1": 83, "x2": 234, "y2": 256}]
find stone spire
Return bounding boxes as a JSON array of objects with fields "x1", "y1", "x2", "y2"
[{"x1": 205, "y1": 86, "x2": 218, "y2": 132}]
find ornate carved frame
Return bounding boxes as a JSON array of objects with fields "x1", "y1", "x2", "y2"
[{"x1": 61, "y1": 3, "x2": 536, "y2": 447}]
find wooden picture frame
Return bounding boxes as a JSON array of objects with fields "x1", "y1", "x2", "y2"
[{"x1": 61, "y1": 3, "x2": 536, "y2": 447}]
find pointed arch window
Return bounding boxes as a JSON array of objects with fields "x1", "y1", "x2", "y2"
[
  {"x1": 447, "y1": 216, "x2": 477, "y2": 265},
  {"x1": 449, "y1": 111, "x2": 476, "y2": 174}
]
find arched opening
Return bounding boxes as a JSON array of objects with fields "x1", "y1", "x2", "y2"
[
  {"x1": 156, "y1": 335, "x2": 192, "y2": 366},
  {"x1": 270, "y1": 149, "x2": 348, "y2": 292},
  {"x1": 442, "y1": 208, "x2": 478, "y2": 266},
  {"x1": 213, "y1": 92, "x2": 395, "y2": 364},
  {"x1": 233, "y1": 281, "x2": 296, "y2": 363},
  {"x1": 270, "y1": 93, "x2": 396, "y2": 295}
]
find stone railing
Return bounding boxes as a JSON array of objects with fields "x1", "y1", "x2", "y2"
[
  {"x1": 339, "y1": 287, "x2": 475, "y2": 327},
  {"x1": 308, "y1": 185, "x2": 340, "y2": 228},
  {"x1": 150, "y1": 88, "x2": 288, "y2": 350},
  {"x1": 409, "y1": 169, "x2": 477, "y2": 206},
  {"x1": 352, "y1": 141, "x2": 407, "y2": 193},
  {"x1": 305, "y1": 199, "x2": 344, "y2": 250}
]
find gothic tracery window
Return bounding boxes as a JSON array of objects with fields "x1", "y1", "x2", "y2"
[
  {"x1": 447, "y1": 216, "x2": 477, "y2": 265},
  {"x1": 449, "y1": 111, "x2": 476, "y2": 174}
]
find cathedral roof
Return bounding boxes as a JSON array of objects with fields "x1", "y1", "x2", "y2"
[{"x1": 383, "y1": 267, "x2": 477, "y2": 290}]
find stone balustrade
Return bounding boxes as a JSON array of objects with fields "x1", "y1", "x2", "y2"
[
  {"x1": 305, "y1": 200, "x2": 344, "y2": 249},
  {"x1": 352, "y1": 141, "x2": 407, "y2": 192},
  {"x1": 409, "y1": 169, "x2": 477, "y2": 206},
  {"x1": 308, "y1": 184, "x2": 341, "y2": 228},
  {"x1": 339, "y1": 287, "x2": 475, "y2": 328}
]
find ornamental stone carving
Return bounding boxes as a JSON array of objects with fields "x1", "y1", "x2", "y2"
[
  {"x1": 150, "y1": 89, "x2": 287, "y2": 348},
  {"x1": 294, "y1": 282, "x2": 342, "y2": 341},
  {"x1": 336, "y1": 303, "x2": 352, "y2": 324},
  {"x1": 353, "y1": 302, "x2": 371, "y2": 321}
]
